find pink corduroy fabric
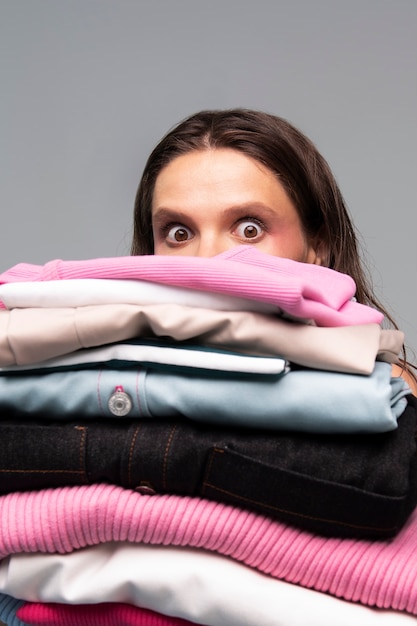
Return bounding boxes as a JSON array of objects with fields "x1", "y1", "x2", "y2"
[
  {"x1": 17, "y1": 602, "x2": 196, "y2": 626},
  {"x1": 0, "y1": 246, "x2": 383, "y2": 326},
  {"x1": 1, "y1": 484, "x2": 417, "y2": 615}
]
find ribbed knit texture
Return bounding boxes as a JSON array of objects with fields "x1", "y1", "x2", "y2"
[
  {"x1": 17, "y1": 602, "x2": 196, "y2": 626},
  {"x1": 1, "y1": 484, "x2": 417, "y2": 614},
  {"x1": 0, "y1": 593, "x2": 25, "y2": 626},
  {"x1": 0, "y1": 247, "x2": 383, "y2": 326}
]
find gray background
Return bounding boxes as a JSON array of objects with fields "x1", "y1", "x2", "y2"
[{"x1": 1, "y1": 0, "x2": 416, "y2": 361}]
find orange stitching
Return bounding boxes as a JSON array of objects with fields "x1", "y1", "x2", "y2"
[
  {"x1": 75, "y1": 425, "x2": 88, "y2": 480},
  {"x1": 162, "y1": 424, "x2": 178, "y2": 491},
  {"x1": 201, "y1": 447, "x2": 224, "y2": 496},
  {"x1": 127, "y1": 425, "x2": 141, "y2": 487},
  {"x1": 0, "y1": 426, "x2": 88, "y2": 476}
]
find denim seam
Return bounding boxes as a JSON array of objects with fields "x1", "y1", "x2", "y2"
[
  {"x1": 0, "y1": 426, "x2": 88, "y2": 477},
  {"x1": 201, "y1": 446, "x2": 223, "y2": 498},
  {"x1": 74, "y1": 425, "x2": 88, "y2": 483},
  {"x1": 127, "y1": 425, "x2": 141, "y2": 487},
  {"x1": 162, "y1": 424, "x2": 178, "y2": 491}
]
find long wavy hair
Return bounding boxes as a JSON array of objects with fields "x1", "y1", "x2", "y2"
[{"x1": 131, "y1": 108, "x2": 414, "y2": 374}]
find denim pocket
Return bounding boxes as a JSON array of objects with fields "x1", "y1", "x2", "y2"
[{"x1": 201, "y1": 445, "x2": 415, "y2": 539}]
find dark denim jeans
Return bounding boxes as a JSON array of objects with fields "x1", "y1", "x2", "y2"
[{"x1": 1, "y1": 396, "x2": 417, "y2": 539}]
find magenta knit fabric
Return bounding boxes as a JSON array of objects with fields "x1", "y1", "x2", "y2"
[
  {"x1": 17, "y1": 602, "x2": 196, "y2": 626},
  {"x1": 1, "y1": 484, "x2": 417, "y2": 615},
  {"x1": 0, "y1": 247, "x2": 383, "y2": 326}
]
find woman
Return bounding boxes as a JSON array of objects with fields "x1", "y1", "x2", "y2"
[{"x1": 131, "y1": 108, "x2": 417, "y2": 392}]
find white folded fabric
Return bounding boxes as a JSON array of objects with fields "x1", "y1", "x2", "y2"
[
  {"x1": 0, "y1": 279, "x2": 279, "y2": 315},
  {"x1": 0, "y1": 543, "x2": 414, "y2": 626},
  {"x1": 0, "y1": 341, "x2": 288, "y2": 376}
]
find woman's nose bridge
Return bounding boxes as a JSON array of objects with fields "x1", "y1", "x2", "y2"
[{"x1": 195, "y1": 232, "x2": 227, "y2": 257}]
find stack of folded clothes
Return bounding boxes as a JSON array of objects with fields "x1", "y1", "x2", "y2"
[{"x1": 0, "y1": 245, "x2": 416, "y2": 626}]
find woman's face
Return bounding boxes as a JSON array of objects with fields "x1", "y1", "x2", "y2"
[{"x1": 152, "y1": 148, "x2": 321, "y2": 263}]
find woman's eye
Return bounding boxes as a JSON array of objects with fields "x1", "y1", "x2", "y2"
[
  {"x1": 234, "y1": 220, "x2": 263, "y2": 240},
  {"x1": 166, "y1": 224, "x2": 193, "y2": 243}
]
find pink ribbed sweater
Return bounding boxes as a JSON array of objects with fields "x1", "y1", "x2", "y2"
[
  {"x1": 0, "y1": 246, "x2": 383, "y2": 326},
  {"x1": 17, "y1": 602, "x2": 195, "y2": 626},
  {"x1": 1, "y1": 484, "x2": 417, "y2": 615}
]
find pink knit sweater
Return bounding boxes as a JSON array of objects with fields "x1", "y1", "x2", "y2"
[
  {"x1": 17, "y1": 602, "x2": 196, "y2": 626},
  {"x1": 0, "y1": 247, "x2": 383, "y2": 326},
  {"x1": 1, "y1": 484, "x2": 417, "y2": 615}
]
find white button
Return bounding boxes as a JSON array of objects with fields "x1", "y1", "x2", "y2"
[{"x1": 108, "y1": 386, "x2": 133, "y2": 417}]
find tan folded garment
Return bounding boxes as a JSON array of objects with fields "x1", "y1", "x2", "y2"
[{"x1": 0, "y1": 304, "x2": 402, "y2": 374}]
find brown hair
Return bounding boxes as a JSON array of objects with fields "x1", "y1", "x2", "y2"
[{"x1": 131, "y1": 108, "x2": 414, "y2": 375}]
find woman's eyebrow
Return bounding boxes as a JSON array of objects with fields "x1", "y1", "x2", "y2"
[
  {"x1": 152, "y1": 208, "x2": 191, "y2": 224},
  {"x1": 220, "y1": 203, "x2": 278, "y2": 218},
  {"x1": 153, "y1": 203, "x2": 277, "y2": 223}
]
